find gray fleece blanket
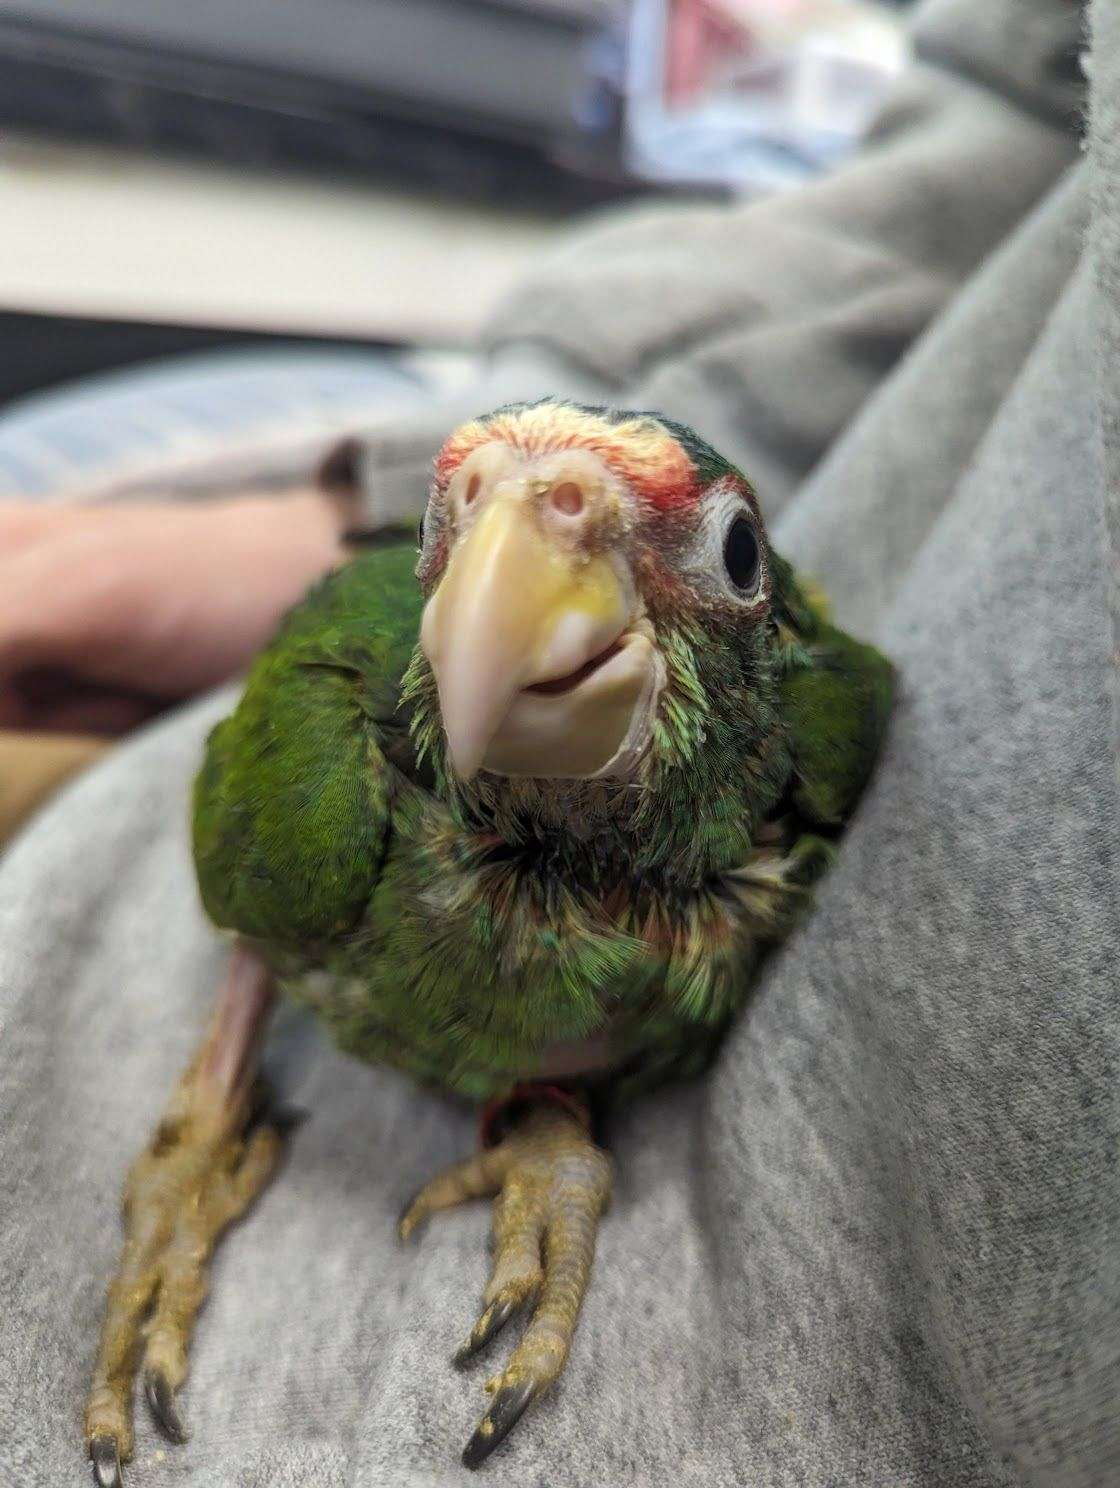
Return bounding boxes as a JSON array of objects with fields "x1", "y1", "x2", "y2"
[{"x1": 3, "y1": 1, "x2": 1119, "y2": 1485}]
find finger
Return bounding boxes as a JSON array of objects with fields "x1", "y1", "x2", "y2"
[
  {"x1": 0, "y1": 494, "x2": 345, "y2": 700},
  {"x1": 0, "y1": 543, "x2": 142, "y2": 678},
  {"x1": 0, "y1": 680, "x2": 161, "y2": 736},
  {"x1": 0, "y1": 517, "x2": 209, "y2": 685},
  {"x1": 0, "y1": 500, "x2": 62, "y2": 550},
  {"x1": 26, "y1": 695, "x2": 160, "y2": 736}
]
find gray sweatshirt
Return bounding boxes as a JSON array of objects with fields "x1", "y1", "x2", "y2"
[{"x1": 6, "y1": 3, "x2": 1120, "y2": 1486}]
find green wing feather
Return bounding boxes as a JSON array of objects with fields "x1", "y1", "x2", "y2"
[
  {"x1": 192, "y1": 541, "x2": 422, "y2": 946},
  {"x1": 772, "y1": 555, "x2": 895, "y2": 828}
]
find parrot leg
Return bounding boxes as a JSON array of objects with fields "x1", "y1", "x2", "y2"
[
  {"x1": 85, "y1": 944, "x2": 286, "y2": 1488},
  {"x1": 398, "y1": 1098, "x2": 612, "y2": 1469}
]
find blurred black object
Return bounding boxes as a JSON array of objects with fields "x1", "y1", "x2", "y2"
[{"x1": 0, "y1": 0, "x2": 632, "y2": 204}]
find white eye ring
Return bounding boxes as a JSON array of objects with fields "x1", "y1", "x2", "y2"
[
  {"x1": 677, "y1": 481, "x2": 766, "y2": 604},
  {"x1": 722, "y1": 513, "x2": 761, "y2": 595}
]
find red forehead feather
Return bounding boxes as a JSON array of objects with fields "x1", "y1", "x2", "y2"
[{"x1": 435, "y1": 404, "x2": 701, "y2": 513}]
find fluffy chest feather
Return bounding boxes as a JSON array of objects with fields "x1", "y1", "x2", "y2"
[{"x1": 276, "y1": 798, "x2": 816, "y2": 1104}]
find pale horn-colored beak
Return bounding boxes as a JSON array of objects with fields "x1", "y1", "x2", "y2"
[{"x1": 420, "y1": 489, "x2": 638, "y2": 780}]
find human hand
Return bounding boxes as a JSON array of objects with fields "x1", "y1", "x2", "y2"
[{"x1": 0, "y1": 491, "x2": 348, "y2": 734}]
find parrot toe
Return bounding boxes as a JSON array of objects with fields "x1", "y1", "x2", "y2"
[
  {"x1": 397, "y1": 1144, "x2": 508, "y2": 1242},
  {"x1": 396, "y1": 1186, "x2": 429, "y2": 1242},
  {"x1": 89, "y1": 1435, "x2": 123, "y2": 1488},
  {"x1": 402, "y1": 1099, "x2": 610, "y2": 1467},
  {"x1": 143, "y1": 1368, "x2": 188, "y2": 1445},
  {"x1": 453, "y1": 1293, "x2": 523, "y2": 1366},
  {"x1": 84, "y1": 1033, "x2": 289, "y2": 1483},
  {"x1": 461, "y1": 1379, "x2": 541, "y2": 1469}
]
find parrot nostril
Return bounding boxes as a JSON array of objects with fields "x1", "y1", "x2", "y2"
[
  {"x1": 465, "y1": 475, "x2": 482, "y2": 505},
  {"x1": 551, "y1": 481, "x2": 584, "y2": 517}
]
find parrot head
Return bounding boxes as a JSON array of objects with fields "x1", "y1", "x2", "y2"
[{"x1": 409, "y1": 401, "x2": 814, "y2": 866}]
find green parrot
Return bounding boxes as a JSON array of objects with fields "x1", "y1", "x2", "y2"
[{"x1": 85, "y1": 400, "x2": 893, "y2": 1485}]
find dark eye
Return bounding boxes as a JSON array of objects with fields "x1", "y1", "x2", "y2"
[
  {"x1": 417, "y1": 512, "x2": 426, "y2": 549},
  {"x1": 723, "y1": 515, "x2": 760, "y2": 593}
]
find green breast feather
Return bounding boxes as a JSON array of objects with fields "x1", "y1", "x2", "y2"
[{"x1": 192, "y1": 539, "x2": 892, "y2": 1104}]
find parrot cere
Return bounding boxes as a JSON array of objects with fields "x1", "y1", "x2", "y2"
[{"x1": 85, "y1": 401, "x2": 893, "y2": 1485}]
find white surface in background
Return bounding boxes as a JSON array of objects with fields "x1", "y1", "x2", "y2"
[{"x1": 0, "y1": 135, "x2": 564, "y2": 342}]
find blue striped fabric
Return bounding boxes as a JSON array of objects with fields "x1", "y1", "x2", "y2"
[{"x1": 0, "y1": 347, "x2": 428, "y2": 501}]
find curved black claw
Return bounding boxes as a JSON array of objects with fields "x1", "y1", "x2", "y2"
[
  {"x1": 264, "y1": 1103, "x2": 309, "y2": 1139},
  {"x1": 89, "y1": 1434, "x2": 123, "y2": 1488},
  {"x1": 144, "y1": 1368, "x2": 188, "y2": 1444},
  {"x1": 454, "y1": 1298, "x2": 519, "y2": 1368},
  {"x1": 246, "y1": 1079, "x2": 308, "y2": 1140},
  {"x1": 461, "y1": 1379, "x2": 541, "y2": 1469}
]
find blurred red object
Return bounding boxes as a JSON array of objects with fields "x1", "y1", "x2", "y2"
[{"x1": 665, "y1": 0, "x2": 753, "y2": 104}]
